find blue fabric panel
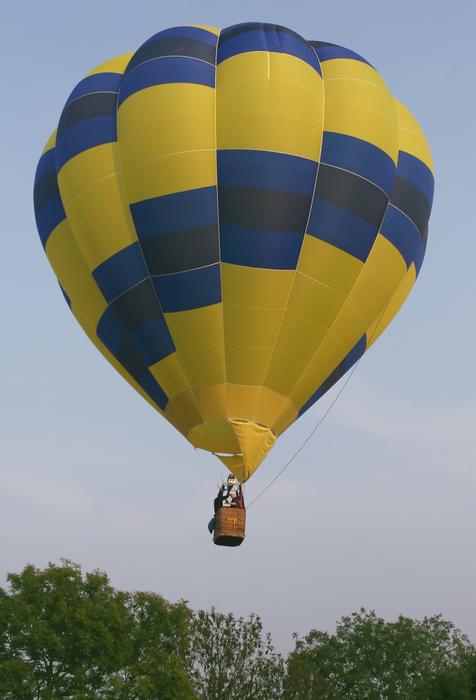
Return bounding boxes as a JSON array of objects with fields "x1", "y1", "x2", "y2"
[
  {"x1": 35, "y1": 194, "x2": 66, "y2": 248},
  {"x1": 55, "y1": 115, "x2": 117, "y2": 171},
  {"x1": 217, "y1": 150, "x2": 318, "y2": 195},
  {"x1": 59, "y1": 284, "x2": 71, "y2": 308},
  {"x1": 413, "y1": 241, "x2": 426, "y2": 276},
  {"x1": 65, "y1": 73, "x2": 122, "y2": 107},
  {"x1": 92, "y1": 242, "x2": 149, "y2": 303},
  {"x1": 311, "y1": 42, "x2": 371, "y2": 66},
  {"x1": 153, "y1": 263, "x2": 221, "y2": 312},
  {"x1": 130, "y1": 186, "x2": 217, "y2": 238},
  {"x1": 96, "y1": 308, "x2": 125, "y2": 355},
  {"x1": 94, "y1": 299, "x2": 172, "y2": 412},
  {"x1": 299, "y1": 335, "x2": 366, "y2": 415},
  {"x1": 126, "y1": 31, "x2": 218, "y2": 72},
  {"x1": 308, "y1": 199, "x2": 377, "y2": 262},
  {"x1": 141, "y1": 25, "x2": 218, "y2": 47},
  {"x1": 381, "y1": 204, "x2": 421, "y2": 268},
  {"x1": 321, "y1": 132, "x2": 396, "y2": 196},
  {"x1": 278, "y1": 30, "x2": 321, "y2": 74},
  {"x1": 35, "y1": 148, "x2": 56, "y2": 183},
  {"x1": 140, "y1": 371, "x2": 168, "y2": 410},
  {"x1": 221, "y1": 225, "x2": 303, "y2": 269},
  {"x1": 118, "y1": 56, "x2": 215, "y2": 105},
  {"x1": 396, "y1": 151, "x2": 434, "y2": 205},
  {"x1": 34, "y1": 157, "x2": 60, "y2": 211},
  {"x1": 218, "y1": 24, "x2": 321, "y2": 74},
  {"x1": 130, "y1": 315, "x2": 175, "y2": 366}
]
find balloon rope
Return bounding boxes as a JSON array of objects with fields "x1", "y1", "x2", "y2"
[
  {"x1": 247, "y1": 300, "x2": 391, "y2": 509},
  {"x1": 193, "y1": 446, "x2": 221, "y2": 484},
  {"x1": 246, "y1": 360, "x2": 360, "y2": 508}
]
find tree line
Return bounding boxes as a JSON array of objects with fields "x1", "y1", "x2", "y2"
[{"x1": 0, "y1": 561, "x2": 475, "y2": 699}]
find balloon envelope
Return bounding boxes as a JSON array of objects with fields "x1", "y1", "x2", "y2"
[{"x1": 34, "y1": 23, "x2": 434, "y2": 482}]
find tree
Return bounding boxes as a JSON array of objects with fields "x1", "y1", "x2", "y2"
[
  {"x1": 412, "y1": 652, "x2": 476, "y2": 699},
  {"x1": 283, "y1": 608, "x2": 475, "y2": 700},
  {"x1": 0, "y1": 560, "x2": 196, "y2": 699},
  {"x1": 2, "y1": 562, "x2": 476, "y2": 700},
  {"x1": 110, "y1": 589, "x2": 196, "y2": 699},
  {"x1": 189, "y1": 608, "x2": 284, "y2": 699}
]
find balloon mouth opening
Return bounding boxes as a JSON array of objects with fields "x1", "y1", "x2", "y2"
[{"x1": 213, "y1": 420, "x2": 276, "y2": 482}]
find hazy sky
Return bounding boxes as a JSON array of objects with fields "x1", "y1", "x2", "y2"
[{"x1": 1, "y1": 0, "x2": 475, "y2": 651}]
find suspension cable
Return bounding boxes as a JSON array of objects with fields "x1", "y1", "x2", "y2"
[
  {"x1": 246, "y1": 360, "x2": 360, "y2": 508},
  {"x1": 247, "y1": 301, "x2": 391, "y2": 509}
]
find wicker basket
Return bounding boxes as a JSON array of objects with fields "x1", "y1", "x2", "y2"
[{"x1": 213, "y1": 507, "x2": 246, "y2": 547}]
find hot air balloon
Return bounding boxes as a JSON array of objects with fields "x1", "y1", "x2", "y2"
[{"x1": 34, "y1": 23, "x2": 433, "y2": 545}]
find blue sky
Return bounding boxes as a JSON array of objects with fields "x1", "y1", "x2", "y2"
[{"x1": 1, "y1": 0, "x2": 475, "y2": 650}]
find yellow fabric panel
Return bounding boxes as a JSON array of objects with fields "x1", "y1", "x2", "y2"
[
  {"x1": 222, "y1": 264, "x2": 294, "y2": 308},
  {"x1": 224, "y1": 303, "x2": 282, "y2": 347},
  {"x1": 291, "y1": 243, "x2": 405, "y2": 412},
  {"x1": 263, "y1": 237, "x2": 356, "y2": 409},
  {"x1": 165, "y1": 306, "x2": 226, "y2": 388},
  {"x1": 366, "y1": 264, "x2": 417, "y2": 348},
  {"x1": 42, "y1": 130, "x2": 56, "y2": 155},
  {"x1": 275, "y1": 310, "x2": 327, "y2": 362},
  {"x1": 287, "y1": 272, "x2": 347, "y2": 327},
  {"x1": 58, "y1": 144, "x2": 137, "y2": 270},
  {"x1": 349, "y1": 265, "x2": 397, "y2": 326},
  {"x1": 217, "y1": 51, "x2": 323, "y2": 160},
  {"x1": 118, "y1": 83, "x2": 215, "y2": 157},
  {"x1": 298, "y1": 235, "x2": 363, "y2": 293},
  {"x1": 45, "y1": 219, "x2": 106, "y2": 329},
  {"x1": 225, "y1": 344, "x2": 273, "y2": 386},
  {"x1": 216, "y1": 384, "x2": 296, "y2": 435},
  {"x1": 265, "y1": 240, "x2": 364, "y2": 404},
  {"x1": 72, "y1": 307, "x2": 164, "y2": 418},
  {"x1": 394, "y1": 98, "x2": 434, "y2": 172},
  {"x1": 123, "y1": 151, "x2": 216, "y2": 203},
  {"x1": 226, "y1": 384, "x2": 261, "y2": 420},
  {"x1": 284, "y1": 234, "x2": 406, "y2": 406},
  {"x1": 216, "y1": 454, "x2": 242, "y2": 468},
  {"x1": 176, "y1": 343, "x2": 226, "y2": 387},
  {"x1": 86, "y1": 54, "x2": 133, "y2": 76},
  {"x1": 117, "y1": 83, "x2": 216, "y2": 202},
  {"x1": 164, "y1": 390, "x2": 204, "y2": 436},
  {"x1": 290, "y1": 328, "x2": 348, "y2": 407},
  {"x1": 365, "y1": 234, "x2": 408, "y2": 297},
  {"x1": 216, "y1": 454, "x2": 245, "y2": 480},
  {"x1": 322, "y1": 59, "x2": 398, "y2": 163},
  {"x1": 321, "y1": 58, "x2": 390, "y2": 91},
  {"x1": 254, "y1": 386, "x2": 298, "y2": 435},
  {"x1": 316, "y1": 300, "x2": 368, "y2": 359},
  {"x1": 264, "y1": 349, "x2": 308, "y2": 397},
  {"x1": 165, "y1": 304, "x2": 224, "y2": 349},
  {"x1": 190, "y1": 24, "x2": 220, "y2": 36},
  {"x1": 287, "y1": 235, "x2": 409, "y2": 415},
  {"x1": 58, "y1": 142, "x2": 118, "y2": 198},
  {"x1": 149, "y1": 353, "x2": 190, "y2": 399},
  {"x1": 193, "y1": 384, "x2": 228, "y2": 422},
  {"x1": 188, "y1": 420, "x2": 240, "y2": 453},
  {"x1": 350, "y1": 235, "x2": 407, "y2": 327},
  {"x1": 229, "y1": 419, "x2": 276, "y2": 482}
]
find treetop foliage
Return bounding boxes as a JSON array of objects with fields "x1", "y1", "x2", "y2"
[{"x1": 0, "y1": 561, "x2": 475, "y2": 699}]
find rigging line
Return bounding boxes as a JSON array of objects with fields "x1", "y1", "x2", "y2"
[
  {"x1": 193, "y1": 447, "x2": 220, "y2": 484},
  {"x1": 246, "y1": 361, "x2": 359, "y2": 508},
  {"x1": 247, "y1": 298, "x2": 392, "y2": 509}
]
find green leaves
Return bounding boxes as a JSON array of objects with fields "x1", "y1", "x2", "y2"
[
  {"x1": 0, "y1": 561, "x2": 196, "y2": 699},
  {"x1": 189, "y1": 608, "x2": 284, "y2": 700},
  {"x1": 283, "y1": 608, "x2": 476, "y2": 699},
  {"x1": 1, "y1": 564, "x2": 475, "y2": 699}
]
